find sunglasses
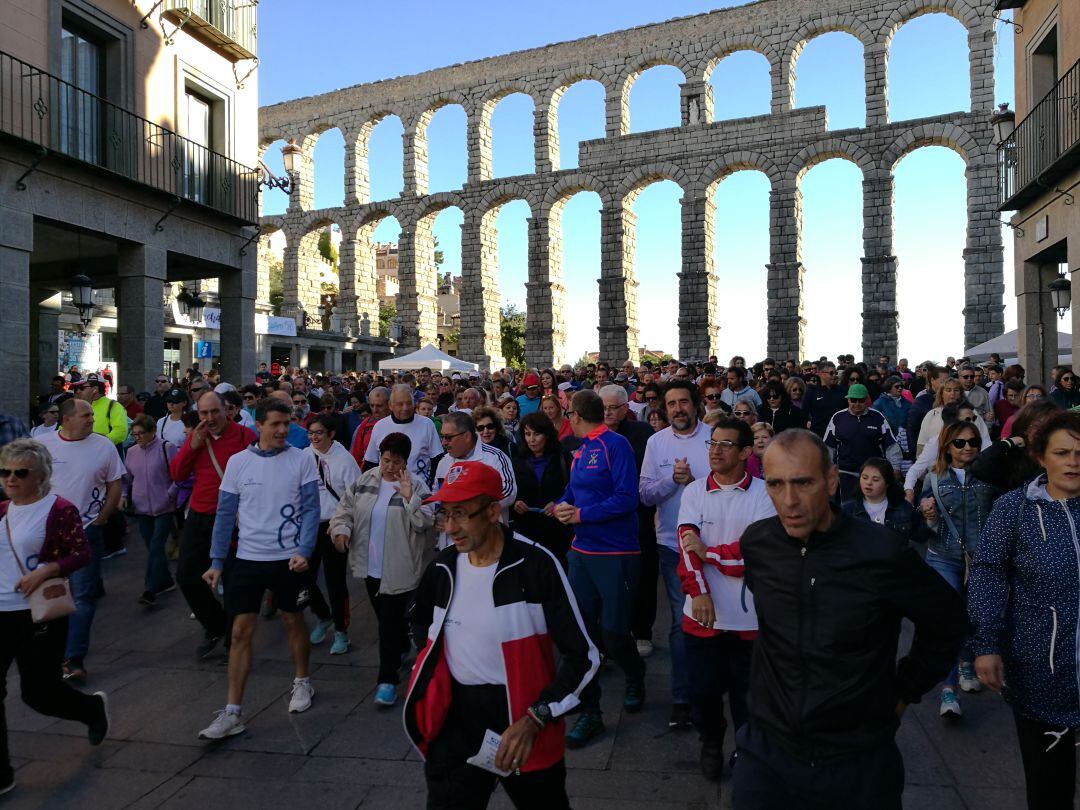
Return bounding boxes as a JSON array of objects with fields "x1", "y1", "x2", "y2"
[
  {"x1": 1062, "y1": 377, "x2": 1075, "y2": 383},
  {"x1": 440, "y1": 430, "x2": 467, "y2": 442},
  {"x1": 950, "y1": 437, "x2": 980, "y2": 450},
  {"x1": 243, "y1": 394, "x2": 256, "y2": 401},
  {"x1": 704, "y1": 394, "x2": 722, "y2": 401},
  {"x1": 0, "y1": 468, "x2": 31, "y2": 479},
  {"x1": 476, "y1": 422, "x2": 497, "y2": 431}
]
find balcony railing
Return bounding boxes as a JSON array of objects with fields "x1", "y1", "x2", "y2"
[
  {"x1": 999, "y1": 58, "x2": 1080, "y2": 210},
  {"x1": 0, "y1": 49, "x2": 258, "y2": 224},
  {"x1": 161, "y1": 0, "x2": 257, "y2": 61}
]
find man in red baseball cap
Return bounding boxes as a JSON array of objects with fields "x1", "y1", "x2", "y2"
[
  {"x1": 405, "y1": 461, "x2": 598, "y2": 808},
  {"x1": 515, "y1": 373, "x2": 543, "y2": 418}
]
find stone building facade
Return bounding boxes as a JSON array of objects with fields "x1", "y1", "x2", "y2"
[{"x1": 259, "y1": 0, "x2": 1004, "y2": 368}]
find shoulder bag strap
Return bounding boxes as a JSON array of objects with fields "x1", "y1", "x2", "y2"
[
  {"x1": 929, "y1": 472, "x2": 964, "y2": 550},
  {"x1": 3, "y1": 513, "x2": 29, "y2": 577},
  {"x1": 311, "y1": 448, "x2": 340, "y2": 501},
  {"x1": 205, "y1": 439, "x2": 225, "y2": 480}
]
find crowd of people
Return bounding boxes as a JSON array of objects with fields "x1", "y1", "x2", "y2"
[{"x1": 0, "y1": 350, "x2": 1077, "y2": 809}]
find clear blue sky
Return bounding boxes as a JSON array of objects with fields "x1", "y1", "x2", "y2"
[{"x1": 258, "y1": 1, "x2": 1017, "y2": 363}]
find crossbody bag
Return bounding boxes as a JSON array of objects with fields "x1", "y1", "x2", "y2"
[
  {"x1": 3, "y1": 511, "x2": 76, "y2": 623},
  {"x1": 929, "y1": 472, "x2": 971, "y2": 584}
]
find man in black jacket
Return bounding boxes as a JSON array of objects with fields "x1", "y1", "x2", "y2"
[
  {"x1": 734, "y1": 429, "x2": 965, "y2": 809},
  {"x1": 804, "y1": 363, "x2": 846, "y2": 437}
]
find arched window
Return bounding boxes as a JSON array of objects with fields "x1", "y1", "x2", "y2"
[
  {"x1": 794, "y1": 33, "x2": 866, "y2": 130},
  {"x1": 628, "y1": 65, "x2": 684, "y2": 133},
  {"x1": 367, "y1": 115, "x2": 403, "y2": 202},
  {"x1": 555, "y1": 80, "x2": 605, "y2": 170},
  {"x1": 798, "y1": 158, "x2": 864, "y2": 357},
  {"x1": 711, "y1": 171, "x2": 771, "y2": 360},
  {"x1": 888, "y1": 14, "x2": 969, "y2": 121},
  {"x1": 557, "y1": 191, "x2": 602, "y2": 361},
  {"x1": 493, "y1": 200, "x2": 531, "y2": 312},
  {"x1": 708, "y1": 51, "x2": 772, "y2": 121},
  {"x1": 894, "y1": 146, "x2": 966, "y2": 358},
  {"x1": 490, "y1": 93, "x2": 535, "y2": 178},
  {"x1": 311, "y1": 127, "x2": 344, "y2": 209},
  {"x1": 425, "y1": 104, "x2": 467, "y2": 193},
  {"x1": 629, "y1": 179, "x2": 683, "y2": 353}
]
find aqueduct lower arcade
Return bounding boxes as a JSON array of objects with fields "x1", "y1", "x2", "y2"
[{"x1": 259, "y1": 0, "x2": 1003, "y2": 367}]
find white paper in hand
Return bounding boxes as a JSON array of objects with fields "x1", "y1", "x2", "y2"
[{"x1": 466, "y1": 728, "x2": 512, "y2": 776}]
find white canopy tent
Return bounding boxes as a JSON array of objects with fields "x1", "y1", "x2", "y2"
[
  {"x1": 965, "y1": 329, "x2": 1072, "y2": 365},
  {"x1": 378, "y1": 344, "x2": 479, "y2": 373}
]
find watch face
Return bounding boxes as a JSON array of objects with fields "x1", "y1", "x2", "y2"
[{"x1": 536, "y1": 703, "x2": 552, "y2": 721}]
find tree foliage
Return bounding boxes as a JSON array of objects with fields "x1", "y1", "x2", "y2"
[
  {"x1": 379, "y1": 302, "x2": 397, "y2": 338},
  {"x1": 501, "y1": 304, "x2": 527, "y2": 369},
  {"x1": 317, "y1": 229, "x2": 338, "y2": 266}
]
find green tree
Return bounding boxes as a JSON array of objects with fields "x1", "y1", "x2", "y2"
[
  {"x1": 379, "y1": 301, "x2": 397, "y2": 338},
  {"x1": 501, "y1": 304, "x2": 527, "y2": 368},
  {"x1": 266, "y1": 254, "x2": 284, "y2": 316},
  {"x1": 318, "y1": 228, "x2": 338, "y2": 266}
]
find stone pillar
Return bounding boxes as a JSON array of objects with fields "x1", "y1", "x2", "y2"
[
  {"x1": 598, "y1": 205, "x2": 640, "y2": 365},
  {"x1": 968, "y1": 21, "x2": 996, "y2": 112},
  {"x1": 352, "y1": 224, "x2": 380, "y2": 338},
  {"x1": 963, "y1": 161, "x2": 1005, "y2": 349},
  {"x1": 679, "y1": 196, "x2": 719, "y2": 360},
  {"x1": 606, "y1": 83, "x2": 629, "y2": 139},
  {"x1": 774, "y1": 51, "x2": 795, "y2": 115},
  {"x1": 288, "y1": 147, "x2": 314, "y2": 211},
  {"x1": 861, "y1": 173, "x2": 898, "y2": 361},
  {"x1": 337, "y1": 230, "x2": 358, "y2": 336},
  {"x1": 460, "y1": 212, "x2": 505, "y2": 370},
  {"x1": 865, "y1": 42, "x2": 889, "y2": 128},
  {"x1": 534, "y1": 103, "x2": 557, "y2": 176},
  {"x1": 116, "y1": 244, "x2": 167, "y2": 394},
  {"x1": 219, "y1": 253, "x2": 257, "y2": 385},
  {"x1": 329, "y1": 348, "x2": 342, "y2": 373},
  {"x1": 1017, "y1": 260, "x2": 1060, "y2": 385},
  {"x1": 467, "y1": 105, "x2": 493, "y2": 184},
  {"x1": 680, "y1": 80, "x2": 713, "y2": 126},
  {"x1": 256, "y1": 235, "x2": 273, "y2": 307},
  {"x1": 403, "y1": 123, "x2": 429, "y2": 197},
  {"x1": 766, "y1": 184, "x2": 805, "y2": 360},
  {"x1": 525, "y1": 212, "x2": 567, "y2": 368},
  {"x1": 281, "y1": 241, "x2": 301, "y2": 321},
  {"x1": 397, "y1": 223, "x2": 438, "y2": 354},
  {"x1": 344, "y1": 128, "x2": 364, "y2": 206},
  {"x1": 0, "y1": 211, "x2": 32, "y2": 420}
]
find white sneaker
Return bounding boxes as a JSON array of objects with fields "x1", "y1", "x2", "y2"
[
  {"x1": 289, "y1": 679, "x2": 314, "y2": 713},
  {"x1": 958, "y1": 663, "x2": 983, "y2": 693},
  {"x1": 939, "y1": 689, "x2": 962, "y2": 719},
  {"x1": 635, "y1": 640, "x2": 654, "y2": 658},
  {"x1": 199, "y1": 709, "x2": 245, "y2": 740}
]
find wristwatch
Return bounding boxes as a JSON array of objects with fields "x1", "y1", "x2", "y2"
[{"x1": 527, "y1": 702, "x2": 552, "y2": 729}]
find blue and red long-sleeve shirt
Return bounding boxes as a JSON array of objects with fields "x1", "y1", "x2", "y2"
[{"x1": 558, "y1": 425, "x2": 640, "y2": 554}]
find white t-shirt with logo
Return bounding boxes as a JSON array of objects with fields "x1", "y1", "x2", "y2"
[
  {"x1": 37, "y1": 431, "x2": 125, "y2": 527},
  {"x1": 0, "y1": 495, "x2": 58, "y2": 611},
  {"x1": 366, "y1": 479, "x2": 398, "y2": 580},
  {"x1": 218, "y1": 446, "x2": 320, "y2": 562},
  {"x1": 363, "y1": 415, "x2": 442, "y2": 483},
  {"x1": 443, "y1": 554, "x2": 505, "y2": 685}
]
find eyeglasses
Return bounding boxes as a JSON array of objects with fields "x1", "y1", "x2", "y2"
[
  {"x1": 1061, "y1": 377, "x2": 1075, "y2": 383},
  {"x1": 307, "y1": 429, "x2": 327, "y2": 437},
  {"x1": 190, "y1": 387, "x2": 207, "y2": 395},
  {"x1": 603, "y1": 404, "x2": 625, "y2": 413},
  {"x1": 733, "y1": 411, "x2": 754, "y2": 418},
  {"x1": 243, "y1": 394, "x2": 256, "y2": 401},
  {"x1": 766, "y1": 393, "x2": 781, "y2": 400},
  {"x1": 442, "y1": 504, "x2": 489, "y2": 524},
  {"x1": 439, "y1": 430, "x2": 468, "y2": 443},
  {"x1": 0, "y1": 468, "x2": 31, "y2": 479},
  {"x1": 960, "y1": 374, "x2": 975, "y2": 380},
  {"x1": 704, "y1": 394, "x2": 722, "y2": 401},
  {"x1": 293, "y1": 399, "x2": 307, "y2": 406},
  {"x1": 644, "y1": 395, "x2": 658, "y2": 402},
  {"x1": 476, "y1": 422, "x2": 497, "y2": 432},
  {"x1": 156, "y1": 379, "x2": 170, "y2": 385},
  {"x1": 950, "y1": 437, "x2": 980, "y2": 450},
  {"x1": 706, "y1": 440, "x2": 738, "y2": 450},
  {"x1": 1024, "y1": 393, "x2": 1045, "y2": 400}
]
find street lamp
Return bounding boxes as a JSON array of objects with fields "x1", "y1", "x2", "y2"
[
  {"x1": 257, "y1": 139, "x2": 302, "y2": 195},
  {"x1": 70, "y1": 273, "x2": 94, "y2": 328},
  {"x1": 1049, "y1": 271, "x2": 1072, "y2": 319},
  {"x1": 991, "y1": 103, "x2": 1016, "y2": 145},
  {"x1": 176, "y1": 285, "x2": 207, "y2": 322}
]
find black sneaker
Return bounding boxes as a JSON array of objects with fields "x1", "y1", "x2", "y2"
[
  {"x1": 196, "y1": 634, "x2": 222, "y2": 660},
  {"x1": 88, "y1": 692, "x2": 110, "y2": 746},
  {"x1": 138, "y1": 591, "x2": 156, "y2": 606},
  {"x1": 668, "y1": 702, "x2": 692, "y2": 729},
  {"x1": 0, "y1": 770, "x2": 14, "y2": 796},
  {"x1": 700, "y1": 740, "x2": 723, "y2": 782},
  {"x1": 623, "y1": 681, "x2": 646, "y2": 714},
  {"x1": 565, "y1": 713, "x2": 604, "y2": 749}
]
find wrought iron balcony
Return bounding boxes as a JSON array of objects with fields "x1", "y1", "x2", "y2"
[
  {"x1": 0, "y1": 49, "x2": 258, "y2": 224},
  {"x1": 999, "y1": 58, "x2": 1080, "y2": 211},
  {"x1": 160, "y1": 0, "x2": 257, "y2": 61}
]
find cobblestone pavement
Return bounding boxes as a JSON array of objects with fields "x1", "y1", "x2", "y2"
[{"x1": 2, "y1": 531, "x2": 1041, "y2": 809}]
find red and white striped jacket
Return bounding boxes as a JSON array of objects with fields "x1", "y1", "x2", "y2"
[
  {"x1": 676, "y1": 471, "x2": 776, "y2": 639},
  {"x1": 403, "y1": 527, "x2": 599, "y2": 772}
]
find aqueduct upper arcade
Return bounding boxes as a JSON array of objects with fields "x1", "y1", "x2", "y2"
[{"x1": 259, "y1": 0, "x2": 1003, "y2": 368}]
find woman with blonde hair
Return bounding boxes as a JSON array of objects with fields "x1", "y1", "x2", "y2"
[{"x1": 916, "y1": 378, "x2": 990, "y2": 456}]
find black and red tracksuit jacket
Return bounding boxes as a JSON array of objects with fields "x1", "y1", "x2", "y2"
[{"x1": 403, "y1": 527, "x2": 599, "y2": 772}]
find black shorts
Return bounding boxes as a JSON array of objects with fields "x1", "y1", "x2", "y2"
[{"x1": 225, "y1": 558, "x2": 311, "y2": 616}]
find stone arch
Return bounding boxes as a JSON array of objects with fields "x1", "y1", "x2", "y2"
[
  {"x1": 411, "y1": 96, "x2": 470, "y2": 196},
  {"x1": 414, "y1": 191, "x2": 470, "y2": 223},
  {"x1": 783, "y1": 16, "x2": 874, "y2": 115},
  {"x1": 545, "y1": 67, "x2": 612, "y2": 172},
  {"x1": 473, "y1": 84, "x2": 542, "y2": 182},
  {"x1": 787, "y1": 139, "x2": 875, "y2": 185},
  {"x1": 880, "y1": 0, "x2": 980, "y2": 41},
  {"x1": 615, "y1": 162, "x2": 690, "y2": 206},
  {"x1": 541, "y1": 172, "x2": 612, "y2": 219},
  {"x1": 697, "y1": 152, "x2": 781, "y2": 198},
  {"x1": 700, "y1": 34, "x2": 780, "y2": 81},
  {"x1": 476, "y1": 181, "x2": 540, "y2": 218},
  {"x1": 615, "y1": 52, "x2": 691, "y2": 136},
  {"x1": 881, "y1": 122, "x2": 979, "y2": 171},
  {"x1": 352, "y1": 109, "x2": 405, "y2": 204}
]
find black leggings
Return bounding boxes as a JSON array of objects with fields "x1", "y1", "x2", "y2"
[
  {"x1": 1013, "y1": 709, "x2": 1077, "y2": 810},
  {"x1": 308, "y1": 521, "x2": 351, "y2": 631},
  {"x1": 365, "y1": 578, "x2": 413, "y2": 685},
  {"x1": 0, "y1": 612, "x2": 101, "y2": 781}
]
